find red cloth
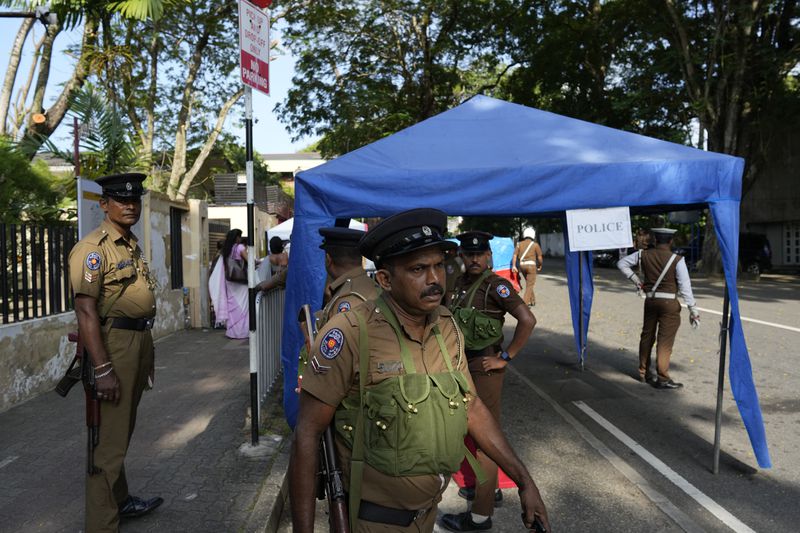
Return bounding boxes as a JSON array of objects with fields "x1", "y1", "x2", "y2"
[
  {"x1": 452, "y1": 436, "x2": 517, "y2": 489},
  {"x1": 494, "y1": 268, "x2": 521, "y2": 292}
]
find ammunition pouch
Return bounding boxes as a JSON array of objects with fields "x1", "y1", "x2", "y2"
[
  {"x1": 335, "y1": 371, "x2": 470, "y2": 476},
  {"x1": 452, "y1": 306, "x2": 503, "y2": 351}
]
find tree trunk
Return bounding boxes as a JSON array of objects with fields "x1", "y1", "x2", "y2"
[
  {"x1": 175, "y1": 88, "x2": 244, "y2": 201},
  {"x1": 701, "y1": 211, "x2": 725, "y2": 277},
  {"x1": 24, "y1": 19, "x2": 97, "y2": 157},
  {"x1": 0, "y1": 18, "x2": 34, "y2": 136}
]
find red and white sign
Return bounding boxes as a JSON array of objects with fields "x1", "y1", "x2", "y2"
[{"x1": 239, "y1": 0, "x2": 270, "y2": 95}]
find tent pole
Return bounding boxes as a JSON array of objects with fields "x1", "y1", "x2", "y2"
[
  {"x1": 579, "y1": 251, "x2": 585, "y2": 370},
  {"x1": 712, "y1": 282, "x2": 731, "y2": 474}
]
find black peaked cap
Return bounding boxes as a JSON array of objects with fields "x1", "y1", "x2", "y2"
[
  {"x1": 96, "y1": 173, "x2": 147, "y2": 198},
  {"x1": 456, "y1": 231, "x2": 494, "y2": 252},
  {"x1": 358, "y1": 208, "x2": 456, "y2": 263},
  {"x1": 318, "y1": 227, "x2": 366, "y2": 250}
]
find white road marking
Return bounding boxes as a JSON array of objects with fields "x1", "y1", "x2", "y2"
[
  {"x1": 540, "y1": 274, "x2": 800, "y2": 333},
  {"x1": 573, "y1": 400, "x2": 756, "y2": 533},
  {"x1": 691, "y1": 305, "x2": 800, "y2": 333},
  {"x1": 508, "y1": 367, "x2": 706, "y2": 533},
  {"x1": 0, "y1": 456, "x2": 19, "y2": 469}
]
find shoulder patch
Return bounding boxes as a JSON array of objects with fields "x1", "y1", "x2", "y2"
[
  {"x1": 86, "y1": 252, "x2": 102, "y2": 271},
  {"x1": 496, "y1": 284, "x2": 511, "y2": 298},
  {"x1": 320, "y1": 328, "x2": 345, "y2": 360},
  {"x1": 337, "y1": 301, "x2": 351, "y2": 313}
]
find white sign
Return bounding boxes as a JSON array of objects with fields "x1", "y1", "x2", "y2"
[
  {"x1": 239, "y1": 0, "x2": 270, "y2": 95},
  {"x1": 566, "y1": 207, "x2": 633, "y2": 252},
  {"x1": 77, "y1": 178, "x2": 143, "y2": 240}
]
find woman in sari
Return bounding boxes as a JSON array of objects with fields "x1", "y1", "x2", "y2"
[{"x1": 208, "y1": 229, "x2": 249, "y2": 339}]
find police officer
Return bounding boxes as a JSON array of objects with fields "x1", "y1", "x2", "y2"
[
  {"x1": 68, "y1": 173, "x2": 163, "y2": 532},
  {"x1": 297, "y1": 227, "x2": 379, "y2": 384},
  {"x1": 316, "y1": 227, "x2": 379, "y2": 324},
  {"x1": 442, "y1": 231, "x2": 536, "y2": 532},
  {"x1": 443, "y1": 246, "x2": 465, "y2": 307},
  {"x1": 289, "y1": 209, "x2": 550, "y2": 533},
  {"x1": 617, "y1": 227, "x2": 700, "y2": 389},
  {"x1": 511, "y1": 228, "x2": 543, "y2": 307}
]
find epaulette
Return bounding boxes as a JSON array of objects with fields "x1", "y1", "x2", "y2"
[{"x1": 84, "y1": 227, "x2": 109, "y2": 246}]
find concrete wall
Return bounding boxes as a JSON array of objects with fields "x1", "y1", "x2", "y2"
[
  {"x1": 0, "y1": 192, "x2": 208, "y2": 412},
  {"x1": 207, "y1": 204, "x2": 273, "y2": 257}
]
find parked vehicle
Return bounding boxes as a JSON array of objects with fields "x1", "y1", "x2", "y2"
[
  {"x1": 593, "y1": 247, "x2": 634, "y2": 268},
  {"x1": 739, "y1": 233, "x2": 772, "y2": 275},
  {"x1": 674, "y1": 232, "x2": 771, "y2": 275}
]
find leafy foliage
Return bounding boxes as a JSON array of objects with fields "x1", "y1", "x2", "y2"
[
  {"x1": 277, "y1": 0, "x2": 501, "y2": 157},
  {"x1": 42, "y1": 84, "x2": 148, "y2": 179},
  {"x1": 0, "y1": 138, "x2": 66, "y2": 223}
]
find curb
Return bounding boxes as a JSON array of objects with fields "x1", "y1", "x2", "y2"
[{"x1": 244, "y1": 435, "x2": 291, "y2": 533}]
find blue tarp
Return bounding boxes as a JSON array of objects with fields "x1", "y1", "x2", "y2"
[{"x1": 281, "y1": 95, "x2": 770, "y2": 468}]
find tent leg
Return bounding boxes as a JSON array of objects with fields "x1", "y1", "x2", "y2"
[
  {"x1": 579, "y1": 251, "x2": 585, "y2": 371},
  {"x1": 712, "y1": 283, "x2": 731, "y2": 474}
]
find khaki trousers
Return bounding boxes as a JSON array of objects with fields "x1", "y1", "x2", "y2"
[
  {"x1": 468, "y1": 364, "x2": 506, "y2": 516},
  {"x1": 638, "y1": 299, "x2": 681, "y2": 382},
  {"x1": 520, "y1": 265, "x2": 538, "y2": 305},
  {"x1": 86, "y1": 327, "x2": 153, "y2": 533}
]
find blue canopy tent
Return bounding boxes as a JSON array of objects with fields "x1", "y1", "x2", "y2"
[{"x1": 281, "y1": 95, "x2": 771, "y2": 469}]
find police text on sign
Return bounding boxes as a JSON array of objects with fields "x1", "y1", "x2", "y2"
[{"x1": 566, "y1": 207, "x2": 633, "y2": 252}]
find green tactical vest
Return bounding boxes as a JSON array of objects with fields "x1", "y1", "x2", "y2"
[
  {"x1": 334, "y1": 296, "x2": 471, "y2": 477},
  {"x1": 333, "y1": 296, "x2": 486, "y2": 531},
  {"x1": 450, "y1": 270, "x2": 504, "y2": 351}
]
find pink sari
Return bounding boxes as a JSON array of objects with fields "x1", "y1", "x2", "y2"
[{"x1": 208, "y1": 244, "x2": 249, "y2": 339}]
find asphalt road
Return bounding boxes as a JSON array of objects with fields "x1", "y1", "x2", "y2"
[{"x1": 280, "y1": 262, "x2": 799, "y2": 532}]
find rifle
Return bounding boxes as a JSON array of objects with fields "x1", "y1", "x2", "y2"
[
  {"x1": 56, "y1": 332, "x2": 100, "y2": 475},
  {"x1": 301, "y1": 304, "x2": 349, "y2": 533}
]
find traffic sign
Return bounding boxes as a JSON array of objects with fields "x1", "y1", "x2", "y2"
[{"x1": 239, "y1": 0, "x2": 270, "y2": 95}]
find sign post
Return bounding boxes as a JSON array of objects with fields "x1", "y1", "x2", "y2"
[{"x1": 239, "y1": 0, "x2": 270, "y2": 446}]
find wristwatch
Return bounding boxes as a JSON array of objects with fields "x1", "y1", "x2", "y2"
[{"x1": 500, "y1": 351, "x2": 511, "y2": 362}]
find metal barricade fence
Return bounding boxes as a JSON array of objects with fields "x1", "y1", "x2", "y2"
[{"x1": 254, "y1": 287, "x2": 285, "y2": 424}]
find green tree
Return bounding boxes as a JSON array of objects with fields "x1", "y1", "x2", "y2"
[
  {"x1": 276, "y1": 0, "x2": 503, "y2": 157},
  {"x1": 0, "y1": 138, "x2": 64, "y2": 223},
  {"x1": 0, "y1": 0, "x2": 169, "y2": 152}
]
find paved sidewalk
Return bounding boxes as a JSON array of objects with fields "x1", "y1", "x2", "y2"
[{"x1": 0, "y1": 328, "x2": 291, "y2": 533}]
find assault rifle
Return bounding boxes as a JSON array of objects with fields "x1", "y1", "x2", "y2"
[
  {"x1": 55, "y1": 332, "x2": 101, "y2": 475},
  {"x1": 301, "y1": 304, "x2": 349, "y2": 533}
]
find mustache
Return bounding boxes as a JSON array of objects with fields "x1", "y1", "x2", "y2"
[{"x1": 421, "y1": 284, "x2": 444, "y2": 297}]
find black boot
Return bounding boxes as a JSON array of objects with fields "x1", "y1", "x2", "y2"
[
  {"x1": 441, "y1": 512, "x2": 493, "y2": 532},
  {"x1": 118, "y1": 495, "x2": 164, "y2": 519}
]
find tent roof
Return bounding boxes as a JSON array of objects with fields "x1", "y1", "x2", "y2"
[
  {"x1": 282, "y1": 95, "x2": 769, "y2": 469},
  {"x1": 297, "y1": 95, "x2": 743, "y2": 218}
]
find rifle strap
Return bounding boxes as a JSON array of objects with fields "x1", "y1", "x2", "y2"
[{"x1": 348, "y1": 310, "x2": 370, "y2": 532}]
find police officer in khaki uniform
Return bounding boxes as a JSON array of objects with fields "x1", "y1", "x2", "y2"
[
  {"x1": 442, "y1": 231, "x2": 536, "y2": 532},
  {"x1": 68, "y1": 174, "x2": 163, "y2": 532},
  {"x1": 289, "y1": 209, "x2": 550, "y2": 533},
  {"x1": 511, "y1": 228, "x2": 543, "y2": 307},
  {"x1": 316, "y1": 227, "x2": 379, "y2": 324},
  {"x1": 617, "y1": 227, "x2": 700, "y2": 389}
]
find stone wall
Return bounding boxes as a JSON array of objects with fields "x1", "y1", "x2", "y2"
[{"x1": 0, "y1": 193, "x2": 208, "y2": 412}]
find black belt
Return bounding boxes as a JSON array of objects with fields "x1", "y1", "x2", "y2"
[
  {"x1": 466, "y1": 347, "x2": 495, "y2": 359},
  {"x1": 358, "y1": 500, "x2": 429, "y2": 527},
  {"x1": 105, "y1": 317, "x2": 154, "y2": 331}
]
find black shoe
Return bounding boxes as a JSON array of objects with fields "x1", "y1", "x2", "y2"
[
  {"x1": 118, "y1": 495, "x2": 164, "y2": 519},
  {"x1": 655, "y1": 379, "x2": 683, "y2": 390},
  {"x1": 441, "y1": 512, "x2": 493, "y2": 532},
  {"x1": 638, "y1": 375, "x2": 657, "y2": 386},
  {"x1": 457, "y1": 487, "x2": 503, "y2": 507}
]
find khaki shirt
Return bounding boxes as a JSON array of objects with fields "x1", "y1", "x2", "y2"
[
  {"x1": 514, "y1": 238, "x2": 543, "y2": 265},
  {"x1": 319, "y1": 266, "x2": 379, "y2": 324},
  {"x1": 303, "y1": 298, "x2": 475, "y2": 510},
  {"x1": 68, "y1": 220, "x2": 156, "y2": 319},
  {"x1": 453, "y1": 271, "x2": 524, "y2": 323}
]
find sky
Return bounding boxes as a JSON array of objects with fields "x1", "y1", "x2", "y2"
[{"x1": 0, "y1": 14, "x2": 315, "y2": 155}]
